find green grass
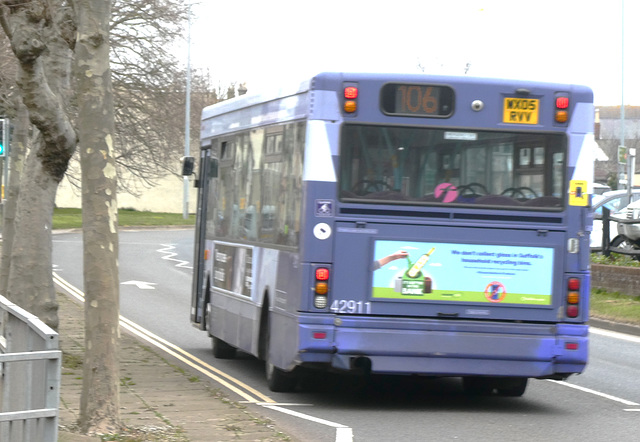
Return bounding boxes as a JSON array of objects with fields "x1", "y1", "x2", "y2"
[
  {"x1": 53, "y1": 207, "x2": 195, "y2": 229},
  {"x1": 591, "y1": 288, "x2": 640, "y2": 326},
  {"x1": 590, "y1": 253, "x2": 640, "y2": 327},
  {"x1": 591, "y1": 252, "x2": 640, "y2": 267}
]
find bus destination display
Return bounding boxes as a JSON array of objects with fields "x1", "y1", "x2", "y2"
[{"x1": 381, "y1": 83, "x2": 454, "y2": 117}]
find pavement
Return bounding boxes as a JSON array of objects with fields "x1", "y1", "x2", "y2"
[{"x1": 56, "y1": 292, "x2": 292, "y2": 442}]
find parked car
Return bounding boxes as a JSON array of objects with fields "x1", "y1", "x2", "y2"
[
  {"x1": 616, "y1": 198, "x2": 640, "y2": 241},
  {"x1": 591, "y1": 189, "x2": 640, "y2": 249}
]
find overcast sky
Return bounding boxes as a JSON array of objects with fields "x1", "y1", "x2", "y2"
[{"x1": 185, "y1": 0, "x2": 638, "y2": 106}]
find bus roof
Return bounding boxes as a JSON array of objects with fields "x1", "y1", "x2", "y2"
[{"x1": 200, "y1": 72, "x2": 593, "y2": 142}]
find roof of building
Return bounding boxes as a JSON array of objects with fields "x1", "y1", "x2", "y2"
[{"x1": 598, "y1": 106, "x2": 640, "y2": 119}]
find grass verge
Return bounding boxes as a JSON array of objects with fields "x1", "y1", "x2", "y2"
[
  {"x1": 53, "y1": 207, "x2": 195, "y2": 229},
  {"x1": 591, "y1": 288, "x2": 640, "y2": 326}
]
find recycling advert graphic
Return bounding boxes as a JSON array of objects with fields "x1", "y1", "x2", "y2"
[{"x1": 371, "y1": 240, "x2": 554, "y2": 305}]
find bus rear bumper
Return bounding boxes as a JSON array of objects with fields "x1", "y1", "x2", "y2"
[{"x1": 298, "y1": 317, "x2": 588, "y2": 378}]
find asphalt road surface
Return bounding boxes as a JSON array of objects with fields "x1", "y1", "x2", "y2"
[{"x1": 53, "y1": 229, "x2": 640, "y2": 442}]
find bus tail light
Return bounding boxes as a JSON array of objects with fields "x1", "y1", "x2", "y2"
[
  {"x1": 555, "y1": 93, "x2": 569, "y2": 123},
  {"x1": 314, "y1": 267, "x2": 330, "y2": 308},
  {"x1": 343, "y1": 84, "x2": 358, "y2": 114},
  {"x1": 566, "y1": 277, "x2": 580, "y2": 318}
]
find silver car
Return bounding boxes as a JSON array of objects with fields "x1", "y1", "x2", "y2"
[
  {"x1": 617, "y1": 197, "x2": 640, "y2": 241},
  {"x1": 591, "y1": 189, "x2": 640, "y2": 249}
]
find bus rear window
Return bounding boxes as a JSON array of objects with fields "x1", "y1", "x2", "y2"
[{"x1": 339, "y1": 125, "x2": 565, "y2": 209}]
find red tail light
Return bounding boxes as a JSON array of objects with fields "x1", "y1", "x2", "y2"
[
  {"x1": 343, "y1": 84, "x2": 358, "y2": 114},
  {"x1": 314, "y1": 266, "x2": 330, "y2": 309},
  {"x1": 344, "y1": 87, "x2": 358, "y2": 99},
  {"x1": 566, "y1": 278, "x2": 580, "y2": 318},
  {"x1": 555, "y1": 93, "x2": 570, "y2": 123}
]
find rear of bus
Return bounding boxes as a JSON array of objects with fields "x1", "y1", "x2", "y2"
[{"x1": 295, "y1": 73, "x2": 593, "y2": 392}]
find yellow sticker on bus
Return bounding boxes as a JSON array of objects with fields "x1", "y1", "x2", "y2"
[
  {"x1": 569, "y1": 180, "x2": 589, "y2": 206},
  {"x1": 503, "y1": 98, "x2": 539, "y2": 125}
]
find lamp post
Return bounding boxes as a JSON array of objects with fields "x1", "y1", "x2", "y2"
[{"x1": 183, "y1": 2, "x2": 192, "y2": 219}]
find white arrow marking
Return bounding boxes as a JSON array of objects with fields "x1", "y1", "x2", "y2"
[{"x1": 121, "y1": 280, "x2": 157, "y2": 290}]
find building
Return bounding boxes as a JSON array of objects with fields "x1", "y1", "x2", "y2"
[{"x1": 595, "y1": 106, "x2": 640, "y2": 187}]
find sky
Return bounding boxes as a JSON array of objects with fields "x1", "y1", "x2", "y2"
[{"x1": 185, "y1": 0, "x2": 639, "y2": 106}]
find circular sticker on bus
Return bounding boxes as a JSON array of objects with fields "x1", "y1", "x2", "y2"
[
  {"x1": 313, "y1": 223, "x2": 332, "y2": 240},
  {"x1": 484, "y1": 281, "x2": 507, "y2": 303},
  {"x1": 434, "y1": 183, "x2": 458, "y2": 203}
]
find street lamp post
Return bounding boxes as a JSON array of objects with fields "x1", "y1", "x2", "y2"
[{"x1": 183, "y1": 2, "x2": 192, "y2": 219}]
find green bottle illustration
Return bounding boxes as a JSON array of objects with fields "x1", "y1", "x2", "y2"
[{"x1": 406, "y1": 247, "x2": 435, "y2": 278}]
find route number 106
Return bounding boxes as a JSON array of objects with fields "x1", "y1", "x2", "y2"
[{"x1": 397, "y1": 85, "x2": 438, "y2": 114}]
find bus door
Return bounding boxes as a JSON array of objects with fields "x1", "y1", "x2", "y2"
[{"x1": 190, "y1": 148, "x2": 215, "y2": 329}]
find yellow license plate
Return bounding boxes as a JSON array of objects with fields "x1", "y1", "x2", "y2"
[{"x1": 503, "y1": 98, "x2": 539, "y2": 124}]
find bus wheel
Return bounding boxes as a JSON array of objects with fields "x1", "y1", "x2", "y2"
[
  {"x1": 266, "y1": 361, "x2": 297, "y2": 392},
  {"x1": 264, "y1": 313, "x2": 297, "y2": 392},
  {"x1": 212, "y1": 336, "x2": 236, "y2": 359},
  {"x1": 495, "y1": 377, "x2": 528, "y2": 397}
]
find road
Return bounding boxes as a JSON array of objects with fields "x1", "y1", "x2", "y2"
[{"x1": 53, "y1": 229, "x2": 640, "y2": 441}]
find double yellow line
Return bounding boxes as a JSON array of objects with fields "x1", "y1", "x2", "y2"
[{"x1": 53, "y1": 272, "x2": 274, "y2": 404}]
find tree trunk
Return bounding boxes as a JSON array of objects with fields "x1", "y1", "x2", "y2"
[
  {"x1": 6, "y1": 137, "x2": 60, "y2": 327},
  {"x1": 0, "y1": 101, "x2": 27, "y2": 296},
  {"x1": 1, "y1": 0, "x2": 77, "y2": 330},
  {"x1": 74, "y1": 0, "x2": 121, "y2": 434}
]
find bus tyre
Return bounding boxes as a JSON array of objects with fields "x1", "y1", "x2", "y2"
[
  {"x1": 212, "y1": 336, "x2": 236, "y2": 359},
  {"x1": 263, "y1": 310, "x2": 297, "y2": 392},
  {"x1": 496, "y1": 377, "x2": 528, "y2": 397},
  {"x1": 266, "y1": 361, "x2": 297, "y2": 392},
  {"x1": 463, "y1": 377, "x2": 528, "y2": 397}
]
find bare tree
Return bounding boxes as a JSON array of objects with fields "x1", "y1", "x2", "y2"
[
  {"x1": 0, "y1": 1, "x2": 230, "y2": 433},
  {"x1": 108, "y1": 0, "x2": 188, "y2": 193},
  {"x1": 0, "y1": 0, "x2": 78, "y2": 329}
]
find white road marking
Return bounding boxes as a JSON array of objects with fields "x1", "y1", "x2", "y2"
[
  {"x1": 54, "y1": 272, "x2": 353, "y2": 442},
  {"x1": 157, "y1": 244, "x2": 192, "y2": 269},
  {"x1": 549, "y1": 380, "x2": 640, "y2": 406},
  {"x1": 261, "y1": 405, "x2": 353, "y2": 442},
  {"x1": 121, "y1": 280, "x2": 157, "y2": 290},
  {"x1": 590, "y1": 326, "x2": 640, "y2": 343},
  {"x1": 549, "y1": 326, "x2": 640, "y2": 408}
]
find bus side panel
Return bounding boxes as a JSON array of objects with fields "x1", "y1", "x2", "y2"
[
  {"x1": 300, "y1": 181, "x2": 338, "y2": 265},
  {"x1": 274, "y1": 251, "x2": 303, "y2": 314},
  {"x1": 249, "y1": 247, "x2": 279, "y2": 357},
  {"x1": 208, "y1": 243, "x2": 262, "y2": 355},
  {"x1": 264, "y1": 250, "x2": 305, "y2": 370}
]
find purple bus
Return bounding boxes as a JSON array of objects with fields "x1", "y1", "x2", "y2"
[{"x1": 185, "y1": 72, "x2": 594, "y2": 395}]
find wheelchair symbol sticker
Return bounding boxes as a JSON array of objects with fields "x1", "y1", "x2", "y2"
[{"x1": 313, "y1": 223, "x2": 332, "y2": 240}]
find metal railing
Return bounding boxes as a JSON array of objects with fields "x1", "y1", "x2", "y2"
[{"x1": 0, "y1": 295, "x2": 61, "y2": 442}]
